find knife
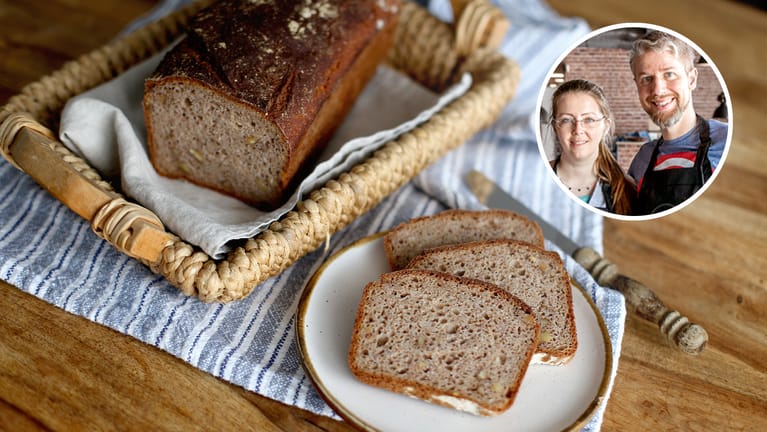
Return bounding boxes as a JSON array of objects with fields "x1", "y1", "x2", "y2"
[{"x1": 465, "y1": 170, "x2": 708, "y2": 355}]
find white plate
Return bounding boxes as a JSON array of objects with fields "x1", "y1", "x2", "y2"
[{"x1": 297, "y1": 233, "x2": 612, "y2": 432}]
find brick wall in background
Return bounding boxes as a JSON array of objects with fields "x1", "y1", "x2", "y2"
[
  {"x1": 564, "y1": 48, "x2": 646, "y2": 136},
  {"x1": 694, "y1": 65, "x2": 725, "y2": 119},
  {"x1": 560, "y1": 46, "x2": 725, "y2": 171},
  {"x1": 616, "y1": 141, "x2": 644, "y2": 172}
]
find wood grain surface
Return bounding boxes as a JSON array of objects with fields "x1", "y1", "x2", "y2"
[{"x1": 1, "y1": 0, "x2": 765, "y2": 431}]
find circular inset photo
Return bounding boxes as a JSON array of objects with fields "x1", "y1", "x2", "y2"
[{"x1": 536, "y1": 23, "x2": 732, "y2": 220}]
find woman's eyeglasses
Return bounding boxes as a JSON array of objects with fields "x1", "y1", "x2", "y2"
[{"x1": 552, "y1": 116, "x2": 605, "y2": 130}]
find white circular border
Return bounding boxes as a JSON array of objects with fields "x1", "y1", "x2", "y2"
[{"x1": 533, "y1": 22, "x2": 734, "y2": 222}]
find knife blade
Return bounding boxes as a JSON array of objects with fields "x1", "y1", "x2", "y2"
[{"x1": 465, "y1": 170, "x2": 708, "y2": 355}]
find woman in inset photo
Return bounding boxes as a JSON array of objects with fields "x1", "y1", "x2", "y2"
[{"x1": 549, "y1": 79, "x2": 637, "y2": 215}]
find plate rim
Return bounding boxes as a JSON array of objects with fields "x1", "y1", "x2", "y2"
[{"x1": 296, "y1": 232, "x2": 614, "y2": 431}]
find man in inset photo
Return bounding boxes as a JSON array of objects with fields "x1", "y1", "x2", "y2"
[{"x1": 627, "y1": 30, "x2": 729, "y2": 215}]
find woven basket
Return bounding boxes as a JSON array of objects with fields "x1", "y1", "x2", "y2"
[{"x1": 0, "y1": 0, "x2": 519, "y2": 302}]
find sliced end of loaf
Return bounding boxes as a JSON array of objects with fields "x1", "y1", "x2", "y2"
[
  {"x1": 144, "y1": 77, "x2": 289, "y2": 207},
  {"x1": 348, "y1": 269, "x2": 540, "y2": 416}
]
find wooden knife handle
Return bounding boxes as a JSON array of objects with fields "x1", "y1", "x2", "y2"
[{"x1": 573, "y1": 247, "x2": 708, "y2": 355}]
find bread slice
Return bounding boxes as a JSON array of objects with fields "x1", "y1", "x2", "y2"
[
  {"x1": 348, "y1": 269, "x2": 540, "y2": 416},
  {"x1": 384, "y1": 209, "x2": 544, "y2": 270},
  {"x1": 407, "y1": 240, "x2": 577, "y2": 365}
]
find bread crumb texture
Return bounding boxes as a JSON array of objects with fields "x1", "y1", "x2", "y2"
[{"x1": 348, "y1": 270, "x2": 539, "y2": 415}]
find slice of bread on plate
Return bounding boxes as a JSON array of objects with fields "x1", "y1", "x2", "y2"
[
  {"x1": 407, "y1": 239, "x2": 577, "y2": 365},
  {"x1": 383, "y1": 209, "x2": 544, "y2": 270},
  {"x1": 348, "y1": 269, "x2": 540, "y2": 416}
]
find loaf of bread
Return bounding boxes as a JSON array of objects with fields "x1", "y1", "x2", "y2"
[
  {"x1": 348, "y1": 269, "x2": 540, "y2": 416},
  {"x1": 143, "y1": 0, "x2": 401, "y2": 209},
  {"x1": 407, "y1": 239, "x2": 578, "y2": 365},
  {"x1": 384, "y1": 209, "x2": 545, "y2": 270}
]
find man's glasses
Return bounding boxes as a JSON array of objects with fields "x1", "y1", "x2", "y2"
[{"x1": 552, "y1": 116, "x2": 605, "y2": 130}]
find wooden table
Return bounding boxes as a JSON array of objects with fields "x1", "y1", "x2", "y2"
[{"x1": 1, "y1": 0, "x2": 765, "y2": 430}]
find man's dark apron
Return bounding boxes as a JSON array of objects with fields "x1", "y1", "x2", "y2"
[{"x1": 637, "y1": 116, "x2": 713, "y2": 214}]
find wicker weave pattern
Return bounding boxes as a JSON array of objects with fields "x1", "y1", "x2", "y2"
[{"x1": 0, "y1": 0, "x2": 519, "y2": 302}]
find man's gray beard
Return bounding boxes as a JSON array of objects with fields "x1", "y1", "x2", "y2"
[{"x1": 651, "y1": 97, "x2": 690, "y2": 130}]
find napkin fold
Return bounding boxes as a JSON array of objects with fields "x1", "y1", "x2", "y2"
[{"x1": 0, "y1": 1, "x2": 625, "y2": 431}]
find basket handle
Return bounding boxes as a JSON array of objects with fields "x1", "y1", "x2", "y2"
[
  {"x1": 0, "y1": 113, "x2": 174, "y2": 263},
  {"x1": 451, "y1": 0, "x2": 510, "y2": 57},
  {"x1": 389, "y1": 0, "x2": 510, "y2": 92}
]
